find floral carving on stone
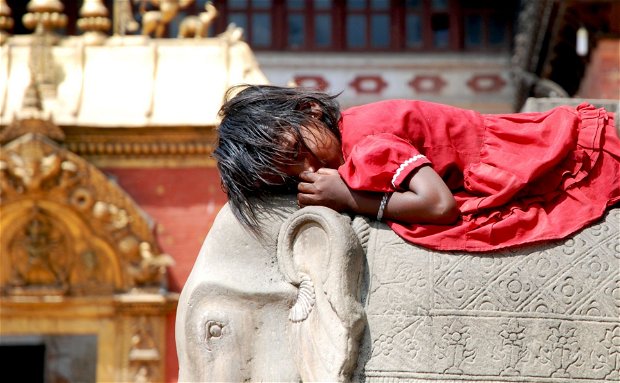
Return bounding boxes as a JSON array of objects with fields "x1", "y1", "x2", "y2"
[
  {"x1": 436, "y1": 319, "x2": 477, "y2": 374},
  {"x1": 354, "y1": 209, "x2": 618, "y2": 382},
  {"x1": 591, "y1": 325, "x2": 620, "y2": 380},
  {"x1": 494, "y1": 319, "x2": 529, "y2": 376},
  {"x1": 537, "y1": 322, "x2": 584, "y2": 378},
  {"x1": 372, "y1": 334, "x2": 394, "y2": 357}
]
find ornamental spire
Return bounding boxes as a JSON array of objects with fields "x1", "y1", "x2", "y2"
[
  {"x1": 78, "y1": 0, "x2": 111, "y2": 45},
  {"x1": 0, "y1": 0, "x2": 13, "y2": 45}
]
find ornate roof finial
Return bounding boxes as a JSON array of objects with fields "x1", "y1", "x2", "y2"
[
  {"x1": 21, "y1": 71, "x2": 45, "y2": 115},
  {"x1": 0, "y1": 0, "x2": 13, "y2": 45},
  {"x1": 21, "y1": 0, "x2": 65, "y2": 101},
  {"x1": 22, "y1": 0, "x2": 67, "y2": 35},
  {"x1": 78, "y1": 0, "x2": 111, "y2": 45},
  {"x1": 0, "y1": 72, "x2": 65, "y2": 145},
  {"x1": 0, "y1": 51, "x2": 65, "y2": 145}
]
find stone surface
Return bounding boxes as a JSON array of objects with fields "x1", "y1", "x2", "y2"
[
  {"x1": 176, "y1": 197, "x2": 365, "y2": 382},
  {"x1": 356, "y1": 209, "x2": 619, "y2": 382},
  {"x1": 176, "y1": 196, "x2": 620, "y2": 382}
]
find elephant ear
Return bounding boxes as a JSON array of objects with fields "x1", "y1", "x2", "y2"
[{"x1": 277, "y1": 206, "x2": 366, "y2": 382}]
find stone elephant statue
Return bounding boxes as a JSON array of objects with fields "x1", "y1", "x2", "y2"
[
  {"x1": 176, "y1": 197, "x2": 366, "y2": 382},
  {"x1": 176, "y1": 196, "x2": 620, "y2": 382}
]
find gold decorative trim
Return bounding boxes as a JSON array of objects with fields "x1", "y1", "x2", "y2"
[
  {"x1": 66, "y1": 140, "x2": 213, "y2": 156},
  {"x1": 64, "y1": 125, "x2": 217, "y2": 167},
  {"x1": 1, "y1": 131, "x2": 174, "y2": 295},
  {"x1": 1, "y1": 124, "x2": 219, "y2": 167}
]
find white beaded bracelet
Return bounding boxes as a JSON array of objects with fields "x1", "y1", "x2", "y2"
[{"x1": 377, "y1": 193, "x2": 390, "y2": 222}]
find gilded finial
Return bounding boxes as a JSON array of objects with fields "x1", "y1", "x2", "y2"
[
  {"x1": 0, "y1": 72, "x2": 65, "y2": 145},
  {"x1": 0, "y1": 0, "x2": 14, "y2": 45},
  {"x1": 23, "y1": 0, "x2": 67, "y2": 34},
  {"x1": 22, "y1": 73, "x2": 44, "y2": 114},
  {"x1": 78, "y1": 0, "x2": 111, "y2": 45}
]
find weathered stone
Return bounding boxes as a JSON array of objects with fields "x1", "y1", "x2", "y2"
[{"x1": 177, "y1": 196, "x2": 620, "y2": 382}]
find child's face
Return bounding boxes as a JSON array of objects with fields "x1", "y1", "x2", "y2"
[{"x1": 281, "y1": 123, "x2": 343, "y2": 178}]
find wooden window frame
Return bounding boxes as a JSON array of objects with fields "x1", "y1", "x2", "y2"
[
  {"x1": 212, "y1": 0, "x2": 515, "y2": 52},
  {"x1": 342, "y1": 0, "x2": 393, "y2": 52}
]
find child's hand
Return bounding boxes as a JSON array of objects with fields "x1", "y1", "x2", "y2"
[{"x1": 297, "y1": 168, "x2": 355, "y2": 212}]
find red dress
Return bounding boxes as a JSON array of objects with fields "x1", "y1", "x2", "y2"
[{"x1": 337, "y1": 100, "x2": 620, "y2": 252}]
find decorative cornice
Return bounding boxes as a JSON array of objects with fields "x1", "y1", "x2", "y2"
[
  {"x1": 65, "y1": 138, "x2": 214, "y2": 157},
  {"x1": 61, "y1": 125, "x2": 218, "y2": 167},
  {"x1": 0, "y1": 124, "x2": 219, "y2": 167}
]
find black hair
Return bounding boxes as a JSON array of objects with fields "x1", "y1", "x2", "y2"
[{"x1": 213, "y1": 84, "x2": 342, "y2": 233}]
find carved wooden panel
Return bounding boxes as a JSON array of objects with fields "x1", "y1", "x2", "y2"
[
  {"x1": 0, "y1": 132, "x2": 172, "y2": 295},
  {"x1": 0, "y1": 125, "x2": 177, "y2": 382}
]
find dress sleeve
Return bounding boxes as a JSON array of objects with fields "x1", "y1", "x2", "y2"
[{"x1": 337, "y1": 132, "x2": 431, "y2": 192}]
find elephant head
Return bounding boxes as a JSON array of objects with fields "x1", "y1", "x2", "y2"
[{"x1": 176, "y1": 198, "x2": 366, "y2": 382}]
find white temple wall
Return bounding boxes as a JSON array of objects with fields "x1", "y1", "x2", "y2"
[{"x1": 256, "y1": 52, "x2": 515, "y2": 113}]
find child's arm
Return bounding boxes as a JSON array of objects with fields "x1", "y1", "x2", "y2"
[{"x1": 298, "y1": 167, "x2": 459, "y2": 225}]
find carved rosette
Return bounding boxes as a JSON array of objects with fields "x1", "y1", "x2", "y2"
[{"x1": 0, "y1": 131, "x2": 172, "y2": 296}]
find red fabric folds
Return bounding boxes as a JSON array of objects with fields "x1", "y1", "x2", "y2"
[
  {"x1": 338, "y1": 101, "x2": 620, "y2": 252},
  {"x1": 338, "y1": 133, "x2": 431, "y2": 192}
]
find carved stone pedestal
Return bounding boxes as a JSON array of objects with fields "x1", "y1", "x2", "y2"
[{"x1": 177, "y1": 197, "x2": 619, "y2": 382}]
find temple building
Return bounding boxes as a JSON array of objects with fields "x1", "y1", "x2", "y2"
[{"x1": 0, "y1": 1, "x2": 618, "y2": 382}]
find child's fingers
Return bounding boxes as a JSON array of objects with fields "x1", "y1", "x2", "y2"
[
  {"x1": 297, "y1": 182, "x2": 316, "y2": 193},
  {"x1": 299, "y1": 171, "x2": 319, "y2": 181},
  {"x1": 316, "y1": 168, "x2": 339, "y2": 175},
  {"x1": 297, "y1": 192, "x2": 318, "y2": 207},
  {"x1": 297, "y1": 181, "x2": 320, "y2": 207}
]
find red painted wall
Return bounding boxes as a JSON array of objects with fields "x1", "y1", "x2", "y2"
[
  {"x1": 578, "y1": 38, "x2": 620, "y2": 100},
  {"x1": 103, "y1": 167, "x2": 227, "y2": 383}
]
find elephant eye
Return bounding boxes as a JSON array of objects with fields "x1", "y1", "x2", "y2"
[{"x1": 205, "y1": 320, "x2": 224, "y2": 341}]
